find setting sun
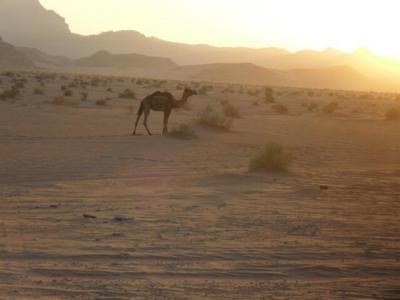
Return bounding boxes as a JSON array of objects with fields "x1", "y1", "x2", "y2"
[{"x1": 39, "y1": 0, "x2": 400, "y2": 58}]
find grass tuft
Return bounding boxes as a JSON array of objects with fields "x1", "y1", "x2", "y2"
[
  {"x1": 198, "y1": 105, "x2": 233, "y2": 130},
  {"x1": 385, "y1": 107, "x2": 400, "y2": 120},
  {"x1": 249, "y1": 143, "x2": 293, "y2": 172},
  {"x1": 168, "y1": 123, "x2": 197, "y2": 139}
]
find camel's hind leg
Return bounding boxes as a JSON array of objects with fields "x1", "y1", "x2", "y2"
[
  {"x1": 133, "y1": 102, "x2": 145, "y2": 135},
  {"x1": 143, "y1": 109, "x2": 152, "y2": 136}
]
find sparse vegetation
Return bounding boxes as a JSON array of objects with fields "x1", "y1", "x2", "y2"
[
  {"x1": 80, "y1": 92, "x2": 88, "y2": 101},
  {"x1": 119, "y1": 88, "x2": 136, "y2": 99},
  {"x1": 306, "y1": 102, "x2": 318, "y2": 112},
  {"x1": 265, "y1": 87, "x2": 275, "y2": 103},
  {"x1": 200, "y1": 85, "x2": 213, "y2": 95},
  {"x1": 63, "y1": 89, "x2": 73, "y2": 97},
  {"x1": 198, "y1": 105, "x2": 233, "y2": 130},
  {"x1": 385, "y1": 107, "x2": 400, "y2": 120},
  {"x1": 249, "y1": 143, "x2": 293, "y2": 172},
  {"x1": 34, "y1": 87, "x2": 44, "y2": 95},
  {"x1": 321, "y1": 101, "x2": 339, "y2": 114},
  {"x1": 221, "y1": 101, "x2": 241, "y2": 118},
  {"x1": 0, "y1": 86, "x2": 19, "y2": 100},
  {"x1": 167, "y1": 123, "x2": 197, "y2": 139},
  {"x1": 96, "y1": 99, "x2": 107, "y2": 106},
  {"x1": 51, "y1": 96, "x2": 79, "y2": 107},
  {"x1": 272, "y1": 104, "x2": 289, "y2": 114}
]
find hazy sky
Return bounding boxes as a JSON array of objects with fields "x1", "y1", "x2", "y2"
[{"x1": 39, "y1": 0, "x2": 400, "y2": 57}]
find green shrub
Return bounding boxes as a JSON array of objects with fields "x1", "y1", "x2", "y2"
[
  {"x1": 168, "y1": 123, "x2": 197, "y2": 139},
  {"x1": 385, "y1": 107, "x2": 400, "y2": 120},
  {"x1": 321, "y1": 101, "x2": 339, "y2": 114},
  {"x1": 198, "y1": 105, "x2": 233, "y2": 130},
  {"x1": 249, "y1": 143, "x2": 293, "y2": 172}
]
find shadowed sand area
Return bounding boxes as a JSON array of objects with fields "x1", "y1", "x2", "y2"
[{"x1": 1, "y1": 73, "x2": 400, "y2": 299}]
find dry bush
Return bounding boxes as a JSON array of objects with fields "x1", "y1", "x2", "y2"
[
  {"x1": 247, "y1": 89, "x2": 259, "y2": 96},
  {"x1": 265, "y1": 87, "x2": 275, "y2": 103},
  {"x1": 152, "y1": 80, "x2": 167, "y2": 88},
  {"x1": 198, "y1": 105, "x2": 233, "y2": 130},
  {"x1": 34, "y1": 87, "x2": 44, "y2": 95},
  {"x1": 199, "y1": 85, "x2": 213, "y2": 95},
  {"x1": 96, "y1": 99, "x2": 107, "y2": 106},
  {"x1": 307, "y1": 102, "x2": 318, "y2": 112},
  {"x1": 167, "y1": 123, "x2": 197, "y2": 140},
  {"x1": 272, "y1": 104, "x2": 289, "y2": 114},
  {"x1": 0, "y1": 86, "x2": 19, "y2": 100},
  {"x1": 80, "y1": 92, "x2": 88, "y2": 101},
  {"x1": 321, "y1": 101, "x2": 339, "y2": 114},
  {"x1": 223, "y1": 87, "x2": 235, "y2": 94},
  {"x1": 12, "y1": 79, "x2": 25, "y2": 89},
  {"x1": 63, "y1": 89, "x2": 73, "y2": 97},
  {"x1": 385, "y1": 107, "x2": 400, "y2": 121},
  {"x1": 249, "y1": 143, "x2": 293, "y2": 172},
  {"x1": 221, "y1": 101, "x2": 241, "y2": 118},
  {"x1": 3, "y1": 71, "x2": 14, "y2": 77},
  {"x1": 51, "y1": 96, "x2": 80, "y2": 107},
  {"x1": 119, "y1": 88, "x2": 136, "y2": 99}
]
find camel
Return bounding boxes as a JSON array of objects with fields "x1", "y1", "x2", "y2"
[{"x1": 132, "y1": 88, "x2": 197, "y2": 136}]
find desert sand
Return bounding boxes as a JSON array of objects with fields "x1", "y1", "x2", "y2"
[{"x1": 1, "y1": 71, "x2": 399, "y2": 299}]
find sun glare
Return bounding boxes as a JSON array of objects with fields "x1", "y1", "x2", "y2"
[{"x1": 39, "y1": 0, "x2": 400, "y2": 58}]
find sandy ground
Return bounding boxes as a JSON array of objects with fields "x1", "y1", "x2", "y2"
[{"x1": 1, "y1": 71, "x2": 400, "y2": 299}]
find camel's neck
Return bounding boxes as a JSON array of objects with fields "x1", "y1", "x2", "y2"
[{"x1": 173, "y1": 92, "x2": 190, "y2": 108}]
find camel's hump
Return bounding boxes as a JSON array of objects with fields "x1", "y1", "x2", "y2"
[{"x1": 149, "y1": 91, "x2": 173, "y2": 98}]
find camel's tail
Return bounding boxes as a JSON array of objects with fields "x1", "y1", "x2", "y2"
[{"x1": 137, "y1": 102, "x2": 144, "y2": 115}]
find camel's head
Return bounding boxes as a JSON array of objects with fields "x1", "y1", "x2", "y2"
[{"x1": 184, "y1": 88, "x2": 197, "y2": 98}]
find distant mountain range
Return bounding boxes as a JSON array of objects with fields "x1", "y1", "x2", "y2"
[
  {"x1": 75, "y1": 50, "x2": 177, "y2": 69},
  {"x1": 0, "y1": 0, "x2": 399, "y2": 91},
  {"x1": 0, "y1": 37, "x2": 34, "y2": 68}
]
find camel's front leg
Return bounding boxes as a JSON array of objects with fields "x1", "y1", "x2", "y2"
[
  {"x1": 163, "y1": 110, "x2": 171, "y2": 135},
  {"x1": 132, "y1": 110, "x2": 143, "y2": 135}
]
